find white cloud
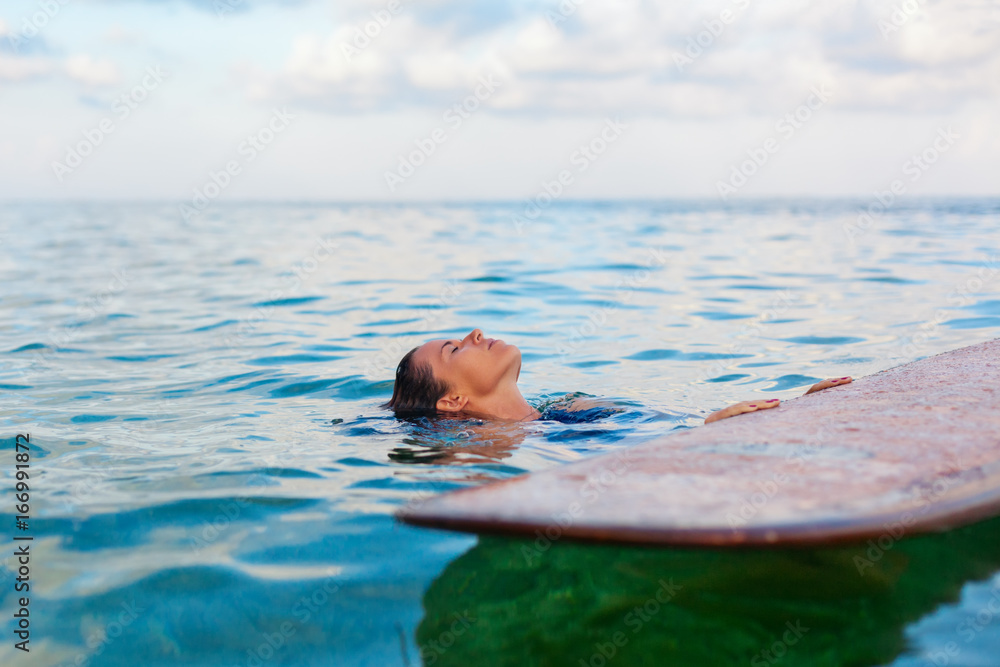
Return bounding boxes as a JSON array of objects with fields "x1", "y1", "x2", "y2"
[
  {"x1": 1, "y1": 0, "x2": 997, "y2": 200},
  {"x1": 1, "y1": 16, "x2": 123, "y2": 87},
  {"x1": 104, "y1": 23, "x2": 143, "y2": 46},
  {"x1": 65, "y1": 54, "x2": 121, "y2": 87},
  {"x1": 0, "y1": 55, "x2": 52, "y2": 81},
  {"x1": 247, "y1": 0, "x2": 1000, "y2": 117}
]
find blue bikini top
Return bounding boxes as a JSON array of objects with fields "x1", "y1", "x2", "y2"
[{"x1": 534, "y1": 392, "x2": 625, "y2": 424}]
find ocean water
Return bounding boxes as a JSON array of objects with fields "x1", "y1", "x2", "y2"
[{"x1": 2, "y1": 200, "x2": 999, "y2": 666}]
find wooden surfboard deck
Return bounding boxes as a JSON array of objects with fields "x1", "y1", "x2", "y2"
[{"x1": 398, "y1": 338, "x2": 1000, "y2": 547}]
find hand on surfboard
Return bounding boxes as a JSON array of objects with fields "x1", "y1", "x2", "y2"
[
  {"x1": 704, "y1": 399, "x2": 780, "y2": 424},
  {"x1": 705, "y1": 376, "x2": 854, "y2": 424},
  {"x1": 804, "y1": 376, "x2": 852, "y2": 394}
]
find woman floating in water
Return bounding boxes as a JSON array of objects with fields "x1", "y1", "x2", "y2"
[{"x1": 385, "y1": 328, "x2": 852, "y2": 423}]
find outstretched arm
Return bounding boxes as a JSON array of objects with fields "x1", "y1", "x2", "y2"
[{"x1": 704, "y1": 376, "x2": 853, "y2": 424}]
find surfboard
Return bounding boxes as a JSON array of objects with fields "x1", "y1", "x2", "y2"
[{"x1": 398, "y1": 338, "x2": 1000, "y2": 547}]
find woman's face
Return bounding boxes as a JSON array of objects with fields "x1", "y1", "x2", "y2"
[{"x1": 411, "y1": 328, "x2": 522, "y2": 404}]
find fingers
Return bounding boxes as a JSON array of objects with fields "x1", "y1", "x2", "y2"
[
  {"x1": 705, "y1": 399, "x2": 780, "y2": 424},
  {"x1": 804, "y1": 376, "x2": 853, "y2": 395},
  {"x1": 706, "y1": 374, "x2": 854, "y2": 427}
]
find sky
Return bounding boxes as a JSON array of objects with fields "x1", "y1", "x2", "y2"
[{"x1": 1, "y1": 0, "x2": 998, "y2": 202}]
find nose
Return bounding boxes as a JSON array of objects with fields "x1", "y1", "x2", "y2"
[{"x1": 463, "y1": 328, "x2": 484, "y2": 346}]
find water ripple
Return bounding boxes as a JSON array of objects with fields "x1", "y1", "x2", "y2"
[{"x1": 4, "y1": 200, "x2": 999, "y2": 666}]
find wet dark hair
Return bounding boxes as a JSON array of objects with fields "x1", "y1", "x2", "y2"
[{"x1": 383, "y1": 347, "x2": 451, "y2": 415}]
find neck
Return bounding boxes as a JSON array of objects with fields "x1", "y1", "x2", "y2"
[{"x1": 468, "y1": 383, "x2": 540, "y2": 422}]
